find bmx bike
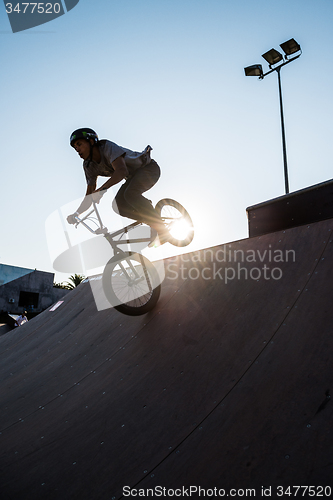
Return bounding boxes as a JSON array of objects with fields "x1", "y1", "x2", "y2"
[{"x1": 73, "y1": 198, "x2": 194, "y2": 316}]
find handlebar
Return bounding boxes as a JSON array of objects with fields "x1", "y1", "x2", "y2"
[{"x1": 73, "y1": 201, "x2": 108, "y2": 235}]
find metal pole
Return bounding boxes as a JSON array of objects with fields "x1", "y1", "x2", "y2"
[{"x1": 276, "y1": 66, "x2": 289, "y2": 194}]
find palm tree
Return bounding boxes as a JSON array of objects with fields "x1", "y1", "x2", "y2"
[
  {"x1": 53, "y1": 282, "x2": 67, "y2": 289},
  {"x1": 64, "y1": 274, "x2": 86, "y2": 290}
]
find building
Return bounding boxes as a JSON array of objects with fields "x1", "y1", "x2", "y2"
[{"x1": 0, "y1": 264, "x2": 70, "y2": 317}]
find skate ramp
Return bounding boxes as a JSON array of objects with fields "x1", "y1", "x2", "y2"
[
  {"x1": 0, "y1": 323, "x2": 12, "y2": 335},
  {"x1": 0, "y1": 219, "x2": 333, "y2": 498}
]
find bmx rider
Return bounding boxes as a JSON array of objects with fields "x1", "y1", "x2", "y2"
[{"x1": 67, "y1": 128, "x2": 169, "y2": 245}]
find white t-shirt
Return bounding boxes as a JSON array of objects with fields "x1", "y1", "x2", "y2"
[
  {"x1": 15, "y1": 315, "x2": 28, "y2": 327},
  {"x1": 83, "y1": 140, "x2": 152, "y2": 186}
]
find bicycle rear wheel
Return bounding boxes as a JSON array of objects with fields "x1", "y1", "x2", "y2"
[
  {"x1": 102, "y1": 252, "x2": 161, "y2": 315},
  {"x1": 155, "y1": 198, "x2": 194, "y2": 247}
]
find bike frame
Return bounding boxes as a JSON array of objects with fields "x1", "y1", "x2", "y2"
[{"x1": 73, "y1": 201, "x2": 153, "y2": 257}]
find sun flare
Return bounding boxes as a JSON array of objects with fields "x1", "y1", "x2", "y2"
[{"x1": 169, "y1": 218, "x2": 193, "y2": 241}]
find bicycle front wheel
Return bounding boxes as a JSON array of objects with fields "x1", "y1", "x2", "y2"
[
  {"x1": 155, "y1": 198, "x2": 194, "y2": 247},
  {"x1": 102, "y1": 252, "x2": 161, "y2": 316}
]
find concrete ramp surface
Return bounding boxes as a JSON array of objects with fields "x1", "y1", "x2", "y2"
[{"x1": 0, "y1": 219, "x2": 333, "y2": 499}]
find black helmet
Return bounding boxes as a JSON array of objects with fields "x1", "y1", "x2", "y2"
[{"x1": 70, "y1": 128, "x2": 98, "y2": 147}]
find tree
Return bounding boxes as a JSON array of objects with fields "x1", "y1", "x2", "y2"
[
  {"x1": 64, "y1": 274, "x2": 86, "y2": 290},
  {"x1": 53, "y1": 282, "x2": 67, "y2": 289}
]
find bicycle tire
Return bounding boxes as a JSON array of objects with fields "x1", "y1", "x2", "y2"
[
  {"x1": 102, "y1": 252, "x2": 161, "y2": 315},
  {"x1": 155, "y1": 198, "x2": 194, "y2": 247}
]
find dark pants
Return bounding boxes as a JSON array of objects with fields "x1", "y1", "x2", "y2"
[{"x1": 112, "y1": 160, "x2": 163, "y2": 225}]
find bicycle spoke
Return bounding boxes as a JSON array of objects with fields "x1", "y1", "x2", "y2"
[{"x1": 110, "y1": 258, "x2": 154, "y2": 307}]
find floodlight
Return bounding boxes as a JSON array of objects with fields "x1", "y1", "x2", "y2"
[
  {"x1": 244, "y1": 38, "x2": 302, "y2": 194},
  {"x1": 244, "y1": 65, "x2": 263, "y2": 77},
  {"x1": 280, "y1": 38, "x2": 301, "y2": 57},
  {"x1": 261, "y1": 48, "x2": 283, "y2": 66}
]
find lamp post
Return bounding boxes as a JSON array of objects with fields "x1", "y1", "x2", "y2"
[{"x1": 244, "y1": 38, "x2": 302, "y2": 194}]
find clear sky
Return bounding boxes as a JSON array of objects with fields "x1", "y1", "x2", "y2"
[{"x1": 1, "y1": 0, "x2": 333, "y2": 284}]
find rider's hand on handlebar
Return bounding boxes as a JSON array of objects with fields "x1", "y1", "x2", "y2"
[
  {"x1": 67, "y1": 213, "x2": 79, "y2": 225},
  {"x1": 92, "y1": 189, "x2": 107, "y2": 204}
]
